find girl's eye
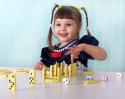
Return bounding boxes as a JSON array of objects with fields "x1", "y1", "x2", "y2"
[
  {"x1": 55, "y1": 23, "x2": 60, "y2": 26},
  {"x1": 67, "y1": 24, "x2": 71, "y2": 26}
]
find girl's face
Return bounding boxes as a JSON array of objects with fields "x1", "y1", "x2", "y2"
[{"x1": 54, "y1": 18, "x2": 81, "y2": 44}]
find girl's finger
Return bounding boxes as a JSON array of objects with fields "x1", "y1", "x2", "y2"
[
  {"x1": 39, "y1": 66, "x2": 42, "y2": 70},
  {"x1": 71, "y1": 56, "x2": 74, "y2": 64},
  {"x1": 65, "y1": 50, "x2": 71, "y2": 55},
  {"x1": 71, "y1": 54, "x2": 75, "y2": 64},
  {"x1": 35, "y1": 66, "x2": 39, "y2": 70}
]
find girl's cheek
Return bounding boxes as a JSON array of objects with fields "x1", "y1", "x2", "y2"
[{"x1": 54, "y1": 28, "x2": 59, "y2": 32}]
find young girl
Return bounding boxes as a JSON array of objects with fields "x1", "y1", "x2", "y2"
[{"x1": 35, "y1": 4, "x2": 107, "y2": 70}]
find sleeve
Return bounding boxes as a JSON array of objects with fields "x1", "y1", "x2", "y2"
[
  {"x1": 40, "y1": 47, "x2": 51, "y2": 67},
  {"x1": 78, "y1": 35, "x2": 99, "y2": 59},
  {"x1": 79, "y1": 35, "x2": 99, "y2": 46}
]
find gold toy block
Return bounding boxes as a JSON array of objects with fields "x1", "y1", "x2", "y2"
[
  {"x1": 50, "y1": 65, "x2": 53, "y2": 78},
  {"x1": 60, "y1": 62, "x2": 63, "y2": 75},
  {"x1": 72, "y1": 63, "x2": 77, "y2": 76},
  {"x1": 83, "y1": 71, "x2": 95, "y2": 76},
  {"x1": 8, "y1": 82, "x2": 16, "y2": 92},
  {"x1": 0, "y1": 69, "x2": 12, "y2": 73},
  {"x1": 83, "y1": 80, "x2": 98, "y2": 85},
  {"x1": 8, "y1": 74, "x2": 16, "y2": 92},
  {"x1": 46, "y1": 68, "x2": 50, "y2": 75},
  {"x1": 8, "y1": 74, "x2": 16, "y2": 82},
  {"x1": 0, "y1": 73, "x2": 8, "y2": 78},
  {"x1": 44, "y1": 78, "x2": 58, "y2": 83},
  {"x1": 64, "y1": 66, "x2": 68, "y2": 77},
  {"x1": 68, "y1": 64, "x2": 72, "y2": 77},
  {"x1": 15, "y1": 69, "x2": 29, "y2": 74},
  {"x1": 57, "y1": 67, "x2": 61, "y2": 82},
  {"x1": 28, "y1": 70, "x2": 36, "y2": 85},
  {"x1": 42, "y1": 67, "x2": 46, "y2": 81},
  {"x1": 0, "y1": 69, "x2": 12, "y2": 78},
  {"x1": 54, "y1": 63, "x2": 59, "y2": 76}
]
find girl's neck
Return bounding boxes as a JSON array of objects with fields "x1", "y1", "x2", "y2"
[
  {"x1": 59, "y1": 42, "x2": 68, "y2": 48},
  {"x1": 59, "y1": 39, "x2": 76, "y2": 48}
]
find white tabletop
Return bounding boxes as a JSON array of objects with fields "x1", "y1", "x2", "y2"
[{"x1": 0, "y1": 69, "x2": 125, "y2": 99}]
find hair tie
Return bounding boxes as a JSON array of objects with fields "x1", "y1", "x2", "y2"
[
  {"x1": 76, "y1": 6, "x2": 81, "y2": 11},
  {"x1": 58, "y1": 4, "x2": 63, "y2": 8}
]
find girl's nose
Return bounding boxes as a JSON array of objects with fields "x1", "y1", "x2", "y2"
[{"x1": 60, "y1": 25, "x2": 66, "y2": 30}]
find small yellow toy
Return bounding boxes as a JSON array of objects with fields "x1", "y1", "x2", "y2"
[
  {"x1": 0, "y1": 69, "x2": 12, "y2": 78},
  {"x1": 83, "y1": 80, "x2": 98, "y2": 85},
  {"x1": 28, "y1": 70, "x2": 36, "y2": 85},
  {"x1": 8, "y1": 74, "x2": 16, "y2": 92},
  {"x1": 15, "y1": 69, "x2": 29, "y2": 74},
  {"x1": 83, "y1": 70, "x2": 95, "y2": 76}
]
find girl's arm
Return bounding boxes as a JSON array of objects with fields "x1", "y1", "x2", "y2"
[{"x1": 78, "y1": 43, "x2": 107, "y2": 60}]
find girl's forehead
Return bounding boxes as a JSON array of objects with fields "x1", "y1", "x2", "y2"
[{"x1": 55, "y1": 18, "x2": 76, "y2": 22}]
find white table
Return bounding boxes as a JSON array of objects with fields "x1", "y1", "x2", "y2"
[{"x1": 0, "y1": 68, "x2": 125, "y2": 99}]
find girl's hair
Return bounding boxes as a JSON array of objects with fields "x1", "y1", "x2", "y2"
[{"x1": 48, "y1": 4, "x2": 91, "y2": 50}]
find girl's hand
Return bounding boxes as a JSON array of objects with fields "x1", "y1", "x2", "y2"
[
  {"x1": 65, "y1": 45, "x2": 81, "y2": 64},
  {"x1": 34, "y1": 62, "x2": 46, "y2": 70}
]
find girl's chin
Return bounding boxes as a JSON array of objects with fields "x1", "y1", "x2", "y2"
[
  {"x1": 59, "y1": 38, "x2": 75, "y2": 42},
  {"x1": 60, "y1": 39, "x2": 71, "y2": 43},
  {"x1": 59, "y1": 38, "x2": 68, "y2": 41}
]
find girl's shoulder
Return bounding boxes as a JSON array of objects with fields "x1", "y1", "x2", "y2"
[
  {"x1": 79, "y1": 35, "x2": 99, "y2": 45},
  {"x1": 42, "y1": 47, "x2": 49, "y2": 50},
  {"x1": 41, "y1": 47, "x2": 51, "y2": 52}
]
